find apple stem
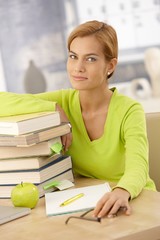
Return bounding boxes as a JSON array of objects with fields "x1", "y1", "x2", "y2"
[{"x1": 21, "y1": 181, "x2": 23, "y2": 187}]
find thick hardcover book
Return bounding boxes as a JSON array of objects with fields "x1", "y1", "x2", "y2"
[
  {"x1": 0, "y1": 153, "x2": 62, "y2": 171},
  {"x1": 0, "y1": 169, "x2": 74, "y2": 198},
  {"x1": 0, "y1": 155, "x2": 72, "y2": 185},
  {"x1": 0, "y1": 111, "x2": 61, "y2": 135},
  {"x1": 0, "y1": 137, "x2": 62, "y2": 159},
  {"x1": 0, "y1": 123, "x2": 70, "y2": 147}
]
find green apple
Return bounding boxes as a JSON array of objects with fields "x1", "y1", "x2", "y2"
[{"x1": 11, "y1": 182, "x2": 39, "y2": 209}]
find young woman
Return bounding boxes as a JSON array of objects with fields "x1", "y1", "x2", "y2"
[{"x1": 0, "y1": 20, "x2": 156, "y2": 218}]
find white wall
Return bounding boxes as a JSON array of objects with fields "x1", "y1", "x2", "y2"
[{"x1": 0, "y1": 50, "x2": 7, "y2": 91}]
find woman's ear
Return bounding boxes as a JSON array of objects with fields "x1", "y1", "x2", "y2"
[{"x1": 107, "y1": 58, "x2": 117, "y2": 74}]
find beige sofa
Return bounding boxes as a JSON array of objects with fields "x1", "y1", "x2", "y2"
[{"x1": 146, "y1": 112, "x2": 160, "y2": 191}]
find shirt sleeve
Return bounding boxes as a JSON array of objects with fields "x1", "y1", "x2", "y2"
[
  {"x1": 113, "y1": 103, "x2": 150, "y2": 199},
  {"x1": 0, "y1": 91, "x2": 57, "y2": 116}
]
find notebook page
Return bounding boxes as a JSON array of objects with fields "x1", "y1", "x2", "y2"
[{"x1": 45, "y1": 183, "x2": 111, "y2": 216}]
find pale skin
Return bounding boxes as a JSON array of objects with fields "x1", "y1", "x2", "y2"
[{"x1": 56, "y1": 35, "x2": 131, "y2": 218}]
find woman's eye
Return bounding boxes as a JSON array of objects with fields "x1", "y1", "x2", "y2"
[
  {"x1": 87, "y1": 57, "x2": 96, "y2": 62},
  {"x1": 69, "y1": 54, "x2": 77, "y2": 60}
]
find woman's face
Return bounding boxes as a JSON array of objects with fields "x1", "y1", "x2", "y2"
[{"x1": 67, "y1": 35, "x2": 110, "y2": 91}]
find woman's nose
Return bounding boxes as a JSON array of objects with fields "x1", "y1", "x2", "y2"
[{"x1": 74, "y1": 60, "x2": 85, "y2": 72}]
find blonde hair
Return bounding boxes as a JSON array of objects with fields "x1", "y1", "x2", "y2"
[{"x1": 67, "y1": 20, "x2": 118, "y2": 78}]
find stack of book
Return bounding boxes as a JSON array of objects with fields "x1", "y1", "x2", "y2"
[{"x1": 0, "y1": 111, "x2": 74, "y2": 198}]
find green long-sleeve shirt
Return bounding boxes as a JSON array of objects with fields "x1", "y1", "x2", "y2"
[{"x1": 0, "y1": 88, "x2": 156, "y2": 198}]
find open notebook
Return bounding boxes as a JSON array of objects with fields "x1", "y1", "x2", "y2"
[
  {"x1": 45, "y1": 183, "x2": 111, "y2": 216},
  {"x1": 0, "y1": 205, "x2": 31, "y2": 225}
]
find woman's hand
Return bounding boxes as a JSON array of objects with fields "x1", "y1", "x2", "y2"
[
  {"x1": 93, "y1": 187, "x2": 131, "y2": 218},
  {"x1": 56, "y1": 104, "x2": 72, "y2": 151}
]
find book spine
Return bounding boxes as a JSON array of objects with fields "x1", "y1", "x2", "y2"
[
  {"x1": 0, "y1": 155, "x2": 68, "y2": 173},
  {"x1": 0, "y1": 156, "x2": 72, "y2": 184}
]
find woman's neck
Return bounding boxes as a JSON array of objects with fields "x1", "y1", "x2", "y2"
[{"x1": 79, "y1": 88, "x2": 113, "y2": 113}]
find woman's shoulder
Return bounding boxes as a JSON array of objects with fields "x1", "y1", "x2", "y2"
[
  {"x1": 110, "y1": 87, "x2": 144, "y2": 116},
  {"x1": 109, "y1": 88, "x2": 146, "y2": 129},
  {"x1": 111, "y1": 87, "x2": 142, "y2": 107},
  {"x1": 59, "y1": 88, "x2": 78, "y2": 100}
]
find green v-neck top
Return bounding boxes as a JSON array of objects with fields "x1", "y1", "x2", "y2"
[{"x1": 0, "y1": 88, "x2": 156, "y2": 198}]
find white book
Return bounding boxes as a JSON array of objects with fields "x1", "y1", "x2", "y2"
[
  {"x1": 0, "y1": 111, "x2": 61, "y2": 135},
  {"x1": 0, "y1": 155, "x2": 72, "y2": 184},
  {"x1": 0, "y1": 137, "x2": 62, "y2": 159},
  {"x1": 0, "y1": 123, "x2": 71, "y2": 147},
  {"x1": 45, "y1": 183, "x2": 111, "y2": 216}
]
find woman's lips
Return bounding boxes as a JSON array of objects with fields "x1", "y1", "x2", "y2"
[{"x1": 72, "y1": 75, "x2": 88, "y2": 81}]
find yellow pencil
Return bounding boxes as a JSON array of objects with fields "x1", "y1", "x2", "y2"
[{"x1": 60, "y1": 193, "x2": 84, "y2": 207}]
